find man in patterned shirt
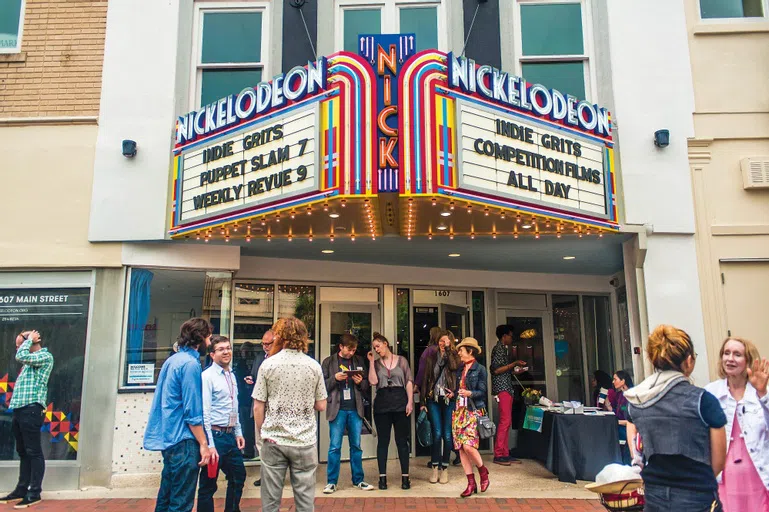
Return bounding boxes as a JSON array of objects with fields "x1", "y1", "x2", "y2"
[
  {"x1": 0, "y1": 330, "x2": 54, "y2": 508},
  {"x1": 253, "y1": 317, "x2": 327, "y2": 512},
  {"x1": 490, "y1": 325, "x2": 526, "y2": 467}
]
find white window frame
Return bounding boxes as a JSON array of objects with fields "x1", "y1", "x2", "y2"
[
  {"x1": 190, "y1": 1, "x2": 271, "y2": 110},
  {"x1": 334, "y1": 0, "x2": 446, "y2": 53},
  {"x1": 698, "y1": 0, "x2": 769, "y2": 22},
  {"x1": 513, "y1": 0, "x2": 596, "y2": 102},
  {"x1": 1, "y1": 0, "x2": 26, "y2": 54}
]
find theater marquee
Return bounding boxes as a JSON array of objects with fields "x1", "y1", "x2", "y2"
[{"x1": 169, "y1": 38, "x2": 619, "y2": 240}]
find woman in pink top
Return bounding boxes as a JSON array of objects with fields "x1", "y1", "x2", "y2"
[{"x1": 705, "y1": 337, "x2": 769, "y2": 512}]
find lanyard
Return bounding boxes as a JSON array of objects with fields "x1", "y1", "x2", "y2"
[
  {"x1": 340, "y1": 356, "x2": 351, "y2": 389},
  {"x1": 223, "y1": 369, "x2": 235, "y2": 409}
]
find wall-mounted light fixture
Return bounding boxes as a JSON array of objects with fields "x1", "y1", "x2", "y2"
[
  {"x1": 653, "y1": 129, "x2": 670, "y2": 148},
  {"x1": 122, "y1": 140, "x2": 137, "y2": 158}
]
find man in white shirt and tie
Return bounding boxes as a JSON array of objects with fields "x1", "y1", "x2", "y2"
[{"x1": 198, "y1": 335, "x2": 247, "y2": 512}]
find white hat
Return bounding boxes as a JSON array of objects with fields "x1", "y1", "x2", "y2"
[{"x1": 584, "y1": 463, "x2": 643, "y2": 494}]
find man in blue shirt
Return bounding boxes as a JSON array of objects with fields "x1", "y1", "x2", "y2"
[
  {"x1": 144, "y1": 318, "x2": 215, "y2": 512},
  {"x1": 197, "y1": 335, "x2": 246, "y2": 512}
]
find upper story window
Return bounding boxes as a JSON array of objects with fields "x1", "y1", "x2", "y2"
[
  {"x1": 700, "y1": 0, "x2": 765, "y2": 19},
  {"x1": 336, "y1": 0, "x2": 445, "y2": 53},
  {"x1": 515, "y1": 0, "x2": 592, "y2": 101},
  {"x1": 0, "y1": 0, "x2": 25, "y2": 53},
  {"x1": 192, "y1": 2, "x2": 269, "y2": 108}
]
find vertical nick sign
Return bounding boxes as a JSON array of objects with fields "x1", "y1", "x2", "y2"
[{"x1": 359, "y1": 34, "x2": 416, "y2": 193}]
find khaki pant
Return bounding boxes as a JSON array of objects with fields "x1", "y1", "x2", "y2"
[{"x1": 259, "y1": 442, "x2": 318, "y2": 512}]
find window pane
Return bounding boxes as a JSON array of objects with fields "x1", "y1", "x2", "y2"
[
  {"x1": 343, "y1": 8, "x2": 381, "y2": 52},
  {"x1": 522, "y1": 62, "x2": 585, "y2": 100},
  {"x1": 583, "y1": 295, "x2": 614, "y2": 407},
  {"x1": 396, "y1": 288, "x2": 410, "y2": 358},
  {"x1": 400, "y1": 7, "x2": 438, "y2": 51},
  {"x1": 124, "y1": 269, "x2": 231, "y2": 386},
  {"x1": 0, "y1": 0, "x2": 22, "y2": 50},
  {"x1": 233, "y1": 283, "x2": 274, "y2": 344},
  {"x1": 521, "y1": 3, "x2": 584, "y2": 56},
  {"x1": 0, "y1": 287, "x2": 89, "y2": 460},
  {"x1": 278, "y1": 285, "x2": 316, "y2": 357},
  {"x1": 700, "y1": 0, "x2": 763, "y2": 18},
  {"x1": 202, "y1": 11, "x2": 263, "y2": 64},
  {"x1": 552, "y1": 295, "x2": 586, "y2": 403},
  {"x1": 201, "y1": 69, "x2": 262, "y2": 106}
]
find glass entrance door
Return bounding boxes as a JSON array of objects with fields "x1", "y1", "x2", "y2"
[{"x1": 319, "y1": 303, "x2": 380, "y2": 462}]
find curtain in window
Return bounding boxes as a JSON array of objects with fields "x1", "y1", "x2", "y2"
[{"x1": 127, "y1": 269, "x2": 154, "y2": 364}]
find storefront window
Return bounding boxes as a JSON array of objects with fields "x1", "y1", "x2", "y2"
[
  {"x1": 552, "y1": 295, "x2": 586, "y2": 403},
  {"x1": 123, "y1": 269, "x2": 232, "y2": 387},
  {"x1": 583, "y1": 295, "x2": 614, "y2": 380},
  {"x1": 472, "y1": 291, "x2": 486, "y2": 367},
  {"x1": 277, "y1": 285, "x2": 316, "y2": 357},
  {"x1": 616, "y1": 287, "x2": 634, "y2": 374},
  {"x1": 0, "y1": 287, "x2": 90, "y2": 461},
  {"x1": 396, "y1": 288, "x2": 410, "y2": 358}
]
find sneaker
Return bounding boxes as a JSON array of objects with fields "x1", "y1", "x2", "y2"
[
  {"x1": 508, "y1": 456, "x2": 523, "y2": 464},
  {"x1": 355, "y1": 482, "x2": 375, "y2": 491},
  {"x1": 492, "y1": 457, "x2": 512, "y2": 466},
  {"x1": 452, "y1": 455, "x2": 461, "y2": 466},
  {"x1": 323, "y1": 484, "x2": 337, "y2": 494},
  {"x1": 0, "y1": 493, "x2": 24, "y2": 504},
  {"x1": 253, "y1": 478, "x2": 261, "y2": 487},
  {"x1": 14, "y1": 497, "x2": 42, "y2": 509}
]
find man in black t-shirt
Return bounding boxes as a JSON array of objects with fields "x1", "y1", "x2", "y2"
[{"x1": 320, "y1": 334, "x2": 374, "y2": 493}]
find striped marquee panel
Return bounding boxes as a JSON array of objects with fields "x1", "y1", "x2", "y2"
[
  {"x1": 399, "y1": 50, "x2": 447, "y2": 195},
  {"x1": 327, "y1": 53, "x2": 378, "y2": 196}
]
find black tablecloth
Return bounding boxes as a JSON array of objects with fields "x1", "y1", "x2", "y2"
[{"x1": 511, "y1": 410, "x2": 622, "y2": 483}]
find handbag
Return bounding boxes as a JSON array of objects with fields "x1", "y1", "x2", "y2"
[
  {"x1": 469, "y1": 398, "x2": 496, "y2": 440},
  {"x1": 416, "y1": 409, "x2": 433, "y2": 447}
]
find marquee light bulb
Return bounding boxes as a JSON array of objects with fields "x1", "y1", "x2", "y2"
[
  {"x1": 450, "y1": 201, "x2": 455, "y2": 210},
  {"x1": 246, "y1": 236, "x2": 251, "y2": 242}
]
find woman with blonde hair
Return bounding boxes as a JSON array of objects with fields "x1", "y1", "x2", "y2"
[
  {"x1": 625, "y1": 325, "x2": 727, "y2": 512},
  {"x1": 420, "y1": 330, "x2": 461, "y2": 484},
  {"x1": 367, "y1": 333, "x2": 414, "y2": 490},
  {"x1": 705, "y1": 337, "x2": 769, "y2": 511}
]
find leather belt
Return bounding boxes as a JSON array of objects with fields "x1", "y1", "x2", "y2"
[{"x1": 211, "y1": 425, "x2": 235, "y2": 433}]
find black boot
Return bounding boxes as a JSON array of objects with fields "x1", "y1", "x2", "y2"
[
  {"x1": 401, "y1": 475, "x2": 411, "y2": 490},
  {"x1": 378, "y1": 476, "x2": 387, "y2": 490}
]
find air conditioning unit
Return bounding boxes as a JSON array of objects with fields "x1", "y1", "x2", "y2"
[{"x1": 740, "y1": 157, "x2": 769, "y2": 189}]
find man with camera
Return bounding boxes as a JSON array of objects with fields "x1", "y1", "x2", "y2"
[
  {"x1": 0, "y1": 330, "x2": 54, "y2": 508},
  {"x1": 490, "y1": 325, "x2": 527, "y2": 466}
]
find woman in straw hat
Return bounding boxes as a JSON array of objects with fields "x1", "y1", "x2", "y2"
[{"x1": 452, "y1": 337, "x2": 490, "y2": 497}]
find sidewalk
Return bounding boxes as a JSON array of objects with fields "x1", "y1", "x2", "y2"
[{"x1": 15, "y1": 497, "x2": 606, "y2": 511}]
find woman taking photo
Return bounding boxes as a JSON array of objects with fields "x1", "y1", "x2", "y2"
[
  {"x1": 705, "y1": 337, "x2": 769, "y2": 511},
  {"x1": 591, "y1": 370, "x2": 613, "y2": 408},
  {"x1": 625, "y1": 325, "x2": 727, "y2": 512},
  {"x1": 367, "y1": 333, "x2": 414, "y2": 490},
  {"x1": 452, "y1": 337, "x2": 490, "y2": 498},
  {"x1": 606, "y1": 370, "x2": 633, "y2": 464},
  {"x1": 420, "y1": 330, "x2": 460, "y2": 484}
]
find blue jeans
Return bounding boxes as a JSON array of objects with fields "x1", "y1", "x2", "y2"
[
  {"x1": 644, "y1": 483, "x2": 722, "y2": 512},
  {"x1": 197, "y1": 431, "x2": 246, "y2": 512},
  {"x1": 156, "y1": 438, "x2": 200, "y2": 512},
  {"x1": 327, "y1": 409, "x2": 364, "y2": 485},
  {"x1": 427, "y1": 399, "x2": 455, "y2": 468}
]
